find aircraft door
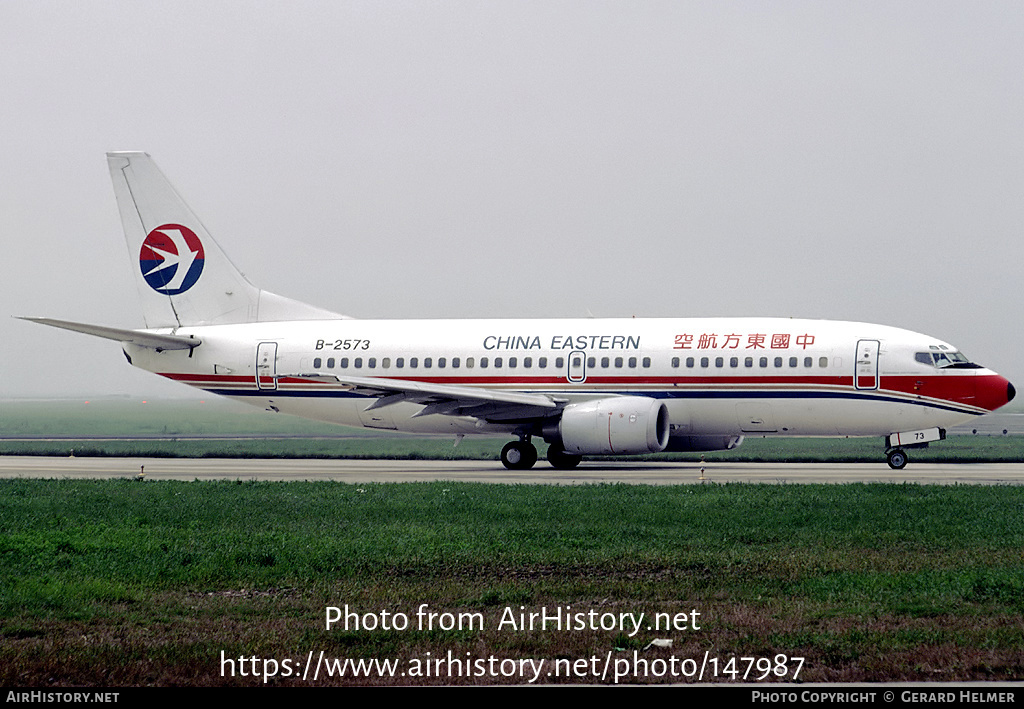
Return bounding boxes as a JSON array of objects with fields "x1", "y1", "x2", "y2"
[
  {"x1": 567, "y1": 350, "x2": 587, "y2": 383},
  {"x1": 256, "y1": 342, "x2": 278, "y2": 390},
  {"x1": 855, "y1": 339, "x2": 880, "y2": 390}
]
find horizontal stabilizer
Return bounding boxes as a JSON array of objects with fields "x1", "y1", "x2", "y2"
[{"x1": 17, "y1": 317, "x2": 201, "y2": 351}]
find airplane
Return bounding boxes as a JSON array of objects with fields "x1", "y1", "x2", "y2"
[{"x1": 20, "y1": 152, "x2": 1016, "y2": 471}]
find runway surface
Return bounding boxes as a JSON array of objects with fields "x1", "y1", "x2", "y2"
[{"x1": 3, "y1": 456, "x2": 1024, "y2": 484}]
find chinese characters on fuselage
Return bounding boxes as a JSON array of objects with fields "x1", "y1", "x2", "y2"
[{"x1": 673, "y1": 333, "x2": 816, "y2": 350}]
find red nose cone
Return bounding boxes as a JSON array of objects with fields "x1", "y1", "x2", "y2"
[{"x1": 977, "y1": 374, "x2": 1015, "y2": 411}]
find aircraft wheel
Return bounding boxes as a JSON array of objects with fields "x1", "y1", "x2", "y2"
[
  {"x1": 501, "y1": 441, "x2": 537, "y2": 470},
  {"x1": 547, "y1": 444, "x2": 582, "y2": 470},
  {"x1": 886, "y1": 448, "x2": 908, "y2": 470}
]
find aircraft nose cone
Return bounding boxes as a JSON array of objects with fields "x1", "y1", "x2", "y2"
[{"x1": 977, "y1": 375, "x2": 1015, "y2": 410}]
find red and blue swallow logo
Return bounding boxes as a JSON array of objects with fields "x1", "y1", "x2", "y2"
[{"x1": 139, "y1": 225, "x2": 205, "y2": 295}]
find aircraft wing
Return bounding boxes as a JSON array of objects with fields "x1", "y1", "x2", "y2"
[
  {"x1": 285, "y1": 373, "x2": 562, "y2": 421},
  {"x1": 17, "y1": 317, "x2": 201, "y2": 351}
]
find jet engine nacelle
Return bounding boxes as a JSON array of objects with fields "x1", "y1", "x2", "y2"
[{"x1": 556, "y1": 396, "x2": 670, "y2": 455}]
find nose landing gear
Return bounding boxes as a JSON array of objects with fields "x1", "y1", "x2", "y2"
[
  {"x1": 885, "y1": 448, "x2": 908, "y2": 470},
  {"x1": 884, "y1": 427, "x2": 945, "y2": 470}
]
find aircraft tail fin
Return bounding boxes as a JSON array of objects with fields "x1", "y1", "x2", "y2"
[{"x1": 106, "y1": 152, "x2": 345, "y2": 328}]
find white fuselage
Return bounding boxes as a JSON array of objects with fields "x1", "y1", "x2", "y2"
[{"x1": 125, "y1": 316, "x2": 1012, "y2": 441}]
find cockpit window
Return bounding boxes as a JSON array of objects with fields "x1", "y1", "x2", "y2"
[{"x1": 915, "y1": 350, "x2": 981, "y2": 369}]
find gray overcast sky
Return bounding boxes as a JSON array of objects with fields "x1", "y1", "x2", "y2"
[{"x1": 2, "y1": 1, "x2": 1023, "y2": 399}]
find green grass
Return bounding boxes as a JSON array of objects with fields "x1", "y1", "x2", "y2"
[
  {"x1": 2, "y1": 479, "x2": 1024, "y2": 684},
  {"x1": 3, "y1": 398, "x2": 1024, "y2": 684}
]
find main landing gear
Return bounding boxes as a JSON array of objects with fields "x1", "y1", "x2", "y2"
[
  {"x1": 500, "y1": 439, "x2": 537, "y2": 470},
  {"x1": 500, "y1": 437, "x2": 584, "y2": 470},
  {"x1": 546, "y1": 443, "x2": 582, "y2": 470}
]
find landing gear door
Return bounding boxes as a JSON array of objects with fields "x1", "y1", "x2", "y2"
[
  {"x1": 855, "y1": 339, "x2": 880, "y2": 390},
  {"x1": 256, "y1": 342, "x2": 278, "y2": 390}
]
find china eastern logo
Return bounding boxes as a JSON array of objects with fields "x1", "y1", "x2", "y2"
[{"x1": 139, "y1": 224, "x2": 205, "y2": 294}]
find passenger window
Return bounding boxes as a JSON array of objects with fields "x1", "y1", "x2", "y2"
[
  {"x1": 642, "y1": 357, "x2": 651, "y2": 368},
  {"x1": 539, "y1": 357, "x2": 548, "y2": 368},
  {"x1": 313, "y1": 357, "x2": 322, "y2": 368},
  {"x1": 587, "y1": 357, "x2": 595, "y2": 367},
  {"x1": 382, "y1": 357, "x2": 391, "y2": 369},
  {"x1": 327, "y1": 357, "x2": 335, "y2": 368},
  {"x1": 410, "y1": 357, "x2": 418, "y2": 368},
  {"x1": 438, "y1": 357, "x2": 446, "y2": 368},
  {"x1": 789, "y1": 357, "x2": 797, "y2": 367},
  {"x1": 354, "y1": 358, "x2": 363, "y2": 368},
  {"x1": 671, "y1": 357, "x2": 679, "y2": 368},
  {"x1": 368, "y1": 358, "x2": 376, "y2": 369},
  {"x1": 396, "y1": 358, "x2": 404, "y2": 368},
  {"x1": 480, "y1": 357, "x2": 488, "y2": 368},
  {"x1": 686, "y1": 357, "x2": 695, "y2": 368},
  {"x1": 494, "y1": 357, "x2": 503, "y2": 368},
  {"x1": 616, "y1": 357, "x2": 625, "y2": 368},
  {"x1": 523, "y1": 357, "x2": 532, "y2": 368},
  {"x1": 424, "y1": 358, "x2": 432, "y2": 368},
  {"x1": 628, "y1": 357, "x2": 637, "y2": 368},
  {"x1": 819, "y1": 357, "x2": 828, "y2": 368},
  {"x1": 803, "y1": 357, "x2": 812, "y2": 368},
  {"x1": 466, "y1": 357, "x2": 474, "y2": 368},
  {"x1": 509, "y1": 357, "x2": 517, "y2": 368},
  {"x1": 601, "y1": 357, "x2": 610, "y2": 368},
  {"x1": 701, "y1": 357, "x2": 709, "y2": 368},
  {"x1": 340, "y1": 357, "x2": 349, "y2": 368},
  {"x1": 774, "y1": 357, "x2": 782, "y2": 367},
  {"x1": 452, "y1": 357, "x2": 460, "y2": 369},
  {"x1": 555, "y1": 357, "x2": 564, "y2": 368},
  {"x1": 744, "y1": 357, "x2": 753, "y2": 367},
  {"x1": 715, "y1": 357, "x2": 724, "y2": 367},
  {"x1": 759, "y1": 357, "x2": 768, "y2": 367}
]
